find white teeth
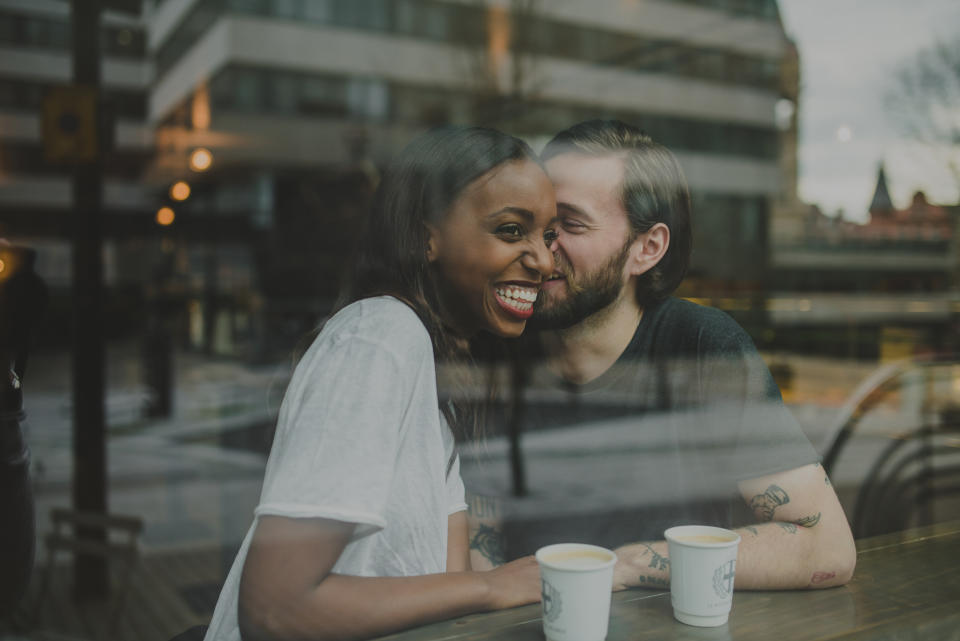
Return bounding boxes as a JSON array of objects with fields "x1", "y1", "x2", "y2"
[
  {"x1": 496, "y1": 286, "x2": 537, "y2": 311},
  {"x1": 496, "y1": 286, "x2": 537, "y2": 302}
]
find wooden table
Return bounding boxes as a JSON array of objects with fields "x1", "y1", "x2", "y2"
[{"x1": 376, "y1": 521, "x2": 960, "y2": 641}]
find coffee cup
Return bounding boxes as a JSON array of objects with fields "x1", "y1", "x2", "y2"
[
  {"x1": 535, "y1": 543, "x2": 617, "y2": 641},
  {"x1": 664, "y1": 525, "x2": 741, "y2": 627}
]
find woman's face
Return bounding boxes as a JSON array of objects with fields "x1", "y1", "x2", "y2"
[{"x1": 428, "y1": 158, "x2": 556, "y2": 338}]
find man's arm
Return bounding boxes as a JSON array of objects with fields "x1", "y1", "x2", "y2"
[
  {"x1": 466, "y1": 492, "x2": 507, "y2": 571},
  {"x1": 612, "y1": 463, "x2": 856, "y2": 591}
]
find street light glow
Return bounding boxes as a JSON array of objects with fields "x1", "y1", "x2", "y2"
[
  {"x1": 156, "y1": 206, "x2": 175, "y2": 226},
  {"x1": 189, "y1": 148, "x2": 213, "y2": 172},
  {"x1": 170, "y1": 181, "x2": 191, "y2": 201}
]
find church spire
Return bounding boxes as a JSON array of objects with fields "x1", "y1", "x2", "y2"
[{"x1": 869, "y1": 163, "x2": 894, "y2": 213}]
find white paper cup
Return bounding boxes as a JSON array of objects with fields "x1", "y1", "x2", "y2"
[
  {"x1": 664, "y1": 525, "x2": 741, "y2": 627},
  {"x1": 535, "y1": 543, "x2": 617, "y2": 641}
]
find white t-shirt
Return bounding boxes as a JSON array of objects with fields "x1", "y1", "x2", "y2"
[{"x1": 204, "y1": 297, "x2": 468, "y2": 641}]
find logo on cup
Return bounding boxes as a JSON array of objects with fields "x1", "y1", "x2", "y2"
[
  {"x1": 541, "y1": 578, "x2": 562, "y2": 622},
  {"x1": 712, "y1": 559, "x2": 736, "y2": 598}
]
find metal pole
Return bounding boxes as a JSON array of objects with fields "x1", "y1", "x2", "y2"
[{"x1": 70, "y1": 0, "x2": 108, "y2": 600}]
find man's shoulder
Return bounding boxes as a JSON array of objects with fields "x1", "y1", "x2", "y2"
[
  {"x1": 644, "y1": 297, "x2": 743, "y2": 334},
  {"x1": 634, "y1": 297, "x2": 754, "y2": 356}
]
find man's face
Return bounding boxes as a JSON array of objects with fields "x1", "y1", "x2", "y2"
[{"x1": 534, "y1": 152, "x2": 635, "y2": 329}]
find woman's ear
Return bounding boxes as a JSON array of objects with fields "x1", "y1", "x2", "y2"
[
  {"x1": 425, "y1": 224, "x2": 439, "y2": 263},
  {"x1": 626, "y1": 223, "x2": 670, "y2": 277}
]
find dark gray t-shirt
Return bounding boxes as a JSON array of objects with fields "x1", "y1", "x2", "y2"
[{"x1": 491, "y1": 297, "x2": 818, "y2": 556}]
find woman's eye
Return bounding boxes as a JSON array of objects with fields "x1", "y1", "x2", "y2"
[
  {"x1": 543, "y1": 228, "x2": 559, "y2": 245},
  {"x1": 496, "y1": 223, "x2": 524, "y2": 238}
]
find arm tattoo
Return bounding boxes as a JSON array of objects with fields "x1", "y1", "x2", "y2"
[
  {"x1": 796, "y1": 512, "x2": 822, "y2": 528},
  {"x1": 776, "y1": 522, "x2": 798, "y2": 534},
  {"x1": 744, "y1": 526, "x2": 759, "y2": 536},
  {"x1": 825, "y1": 475, "x2": 832, "y2": 487},
  {"x1": 749, "y1": 484, "x2": 790, "y2": 521},
  {"x1": 636, "y1": 575, "x2": 669, "y2": 588},
  {"x1": 635, "y1": 543, "x2": 670, "y2": 571},
  {"x1": 469, "y1": 524, "x2": 505, "y2": 566},
  {"x1": 810, "y1": 571, "x2": 836, "y2": 585},
  {"x1": 467, "y1": 495, "x2": 500, "y2": 519}
]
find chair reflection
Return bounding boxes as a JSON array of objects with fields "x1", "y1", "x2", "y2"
[{"x1": 823, "y1": 358, "x2": 960, "y2": 538}]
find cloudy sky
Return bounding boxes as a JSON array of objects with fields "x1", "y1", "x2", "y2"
[{"x1": 777, "y1": 0, "x2": 960, "y2": 221}]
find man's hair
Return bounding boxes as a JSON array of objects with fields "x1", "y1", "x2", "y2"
[{"x1": 541, "y1": 119, "x2": 693, "y2": 307}]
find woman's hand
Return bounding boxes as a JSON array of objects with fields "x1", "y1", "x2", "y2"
[{"x1": 480, "y1": 555, "x2": 543, "y2": 610}]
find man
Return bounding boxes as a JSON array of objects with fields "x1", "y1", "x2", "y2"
[{"x1": 469, "y1": 120, "x2": 855, "y2": 591}]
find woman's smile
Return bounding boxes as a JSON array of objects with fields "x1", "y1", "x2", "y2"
[{"x1": 494, "y1": 282, "x2": 540, "y2": 319}]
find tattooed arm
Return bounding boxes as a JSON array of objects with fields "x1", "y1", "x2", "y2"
[
  {"x1": 612, "y1": 463, "x2": 855, "y2": 591},
  {"x1": 732, "y1": 462, "x2": 855, "y2": 590},
  {"x1": 466, "y1": 493, "x2": 507, "y2": 571}
]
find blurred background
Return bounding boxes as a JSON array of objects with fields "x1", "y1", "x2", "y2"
[{"x1": 0, "y1": 0, "x2": 958, "y2": 638}]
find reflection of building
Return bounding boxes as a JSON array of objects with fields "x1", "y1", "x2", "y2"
[
  {"x1": 0, "y1": 0, "x2": 154, "y2": 336},
  {"x1": 770, "y1": 165, "x2": 960, "y2": 359},
  {"x1": 3, "y1": 0, "x2": 797, "y2": 356}
]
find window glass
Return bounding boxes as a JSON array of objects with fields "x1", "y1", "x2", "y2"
[{"x1": 9, "y1": 2, "x2": 959, "y2": 638}]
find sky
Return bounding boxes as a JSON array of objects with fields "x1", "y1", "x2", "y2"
[{"x1": 777, "y1": 0, "x2": 960, "y2": 221}]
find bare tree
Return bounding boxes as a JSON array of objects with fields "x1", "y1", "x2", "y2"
[{"x1": 885, "y1": 34, "x2": 960, "y2": 188}]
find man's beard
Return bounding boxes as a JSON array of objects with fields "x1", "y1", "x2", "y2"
[{"x1": 531, "y1": 239, "x2": 631, "y2": 330}]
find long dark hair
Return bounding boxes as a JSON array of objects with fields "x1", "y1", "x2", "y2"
[{"x1": 337, "y1": 126, "x2": 539, "y2": 441}]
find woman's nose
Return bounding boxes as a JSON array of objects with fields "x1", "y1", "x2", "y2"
[{"x1": 523, "y1": 236, "x2": 554, "y2": 278}]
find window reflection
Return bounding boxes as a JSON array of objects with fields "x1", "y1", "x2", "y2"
[{"x1": 1, "y1": 0, "x2": 958, "y2": 637}]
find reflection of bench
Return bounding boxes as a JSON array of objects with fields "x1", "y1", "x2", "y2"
[{"x1": 34, "y1": 509, "x2": 143, "y2": 634}]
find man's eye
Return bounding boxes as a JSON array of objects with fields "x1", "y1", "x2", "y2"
[
  {"x1": 561, "y1": 219, "x2": 585, "y2": 233},
  {"x1": 497, "y1": 223, "x2": 523, "y2": 238}
]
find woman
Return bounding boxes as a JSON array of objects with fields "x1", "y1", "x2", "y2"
[{"x1": 203, "y1": 127, "x2": 556, "y2": 641}]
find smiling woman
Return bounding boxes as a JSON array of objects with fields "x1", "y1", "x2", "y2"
[
  {"x1": 427, "y1": 157, "x2": 555, "y2": 336},
  {"x1": 200, "y1": 127, "x2": 555, "y2": 641}
]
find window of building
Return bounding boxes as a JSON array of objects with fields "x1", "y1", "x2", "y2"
[
  {"x1": 302, "y1": 0, "x2": 333, "y2": 23},
  {"x1": 346, "y1": 78, "x2": 389, "y2": 121}
]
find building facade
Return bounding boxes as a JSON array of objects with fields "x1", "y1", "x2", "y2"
[{"x1": 3, "y1": 0, "x2": 795, "y2": 354}]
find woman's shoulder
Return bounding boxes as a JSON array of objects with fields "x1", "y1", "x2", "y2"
[{"x1": 317, "y1": 296, "x2": 433, "y2": 356}]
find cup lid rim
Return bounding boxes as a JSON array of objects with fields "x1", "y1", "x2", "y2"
[
  {"x1": 664, "y1": 525, "x2": 742, "y2": 547},
  {"x1": 535, "y1": 543, "x2": 618, "y2": 571}
]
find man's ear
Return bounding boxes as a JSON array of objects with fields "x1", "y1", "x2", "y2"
[{"x1": 626, "y1": 223, "x2": 670, "y2": 276}]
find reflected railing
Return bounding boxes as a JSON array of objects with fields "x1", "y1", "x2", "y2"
[{"x1": 822, "y1": 357, "x2": 960, "y2": 538}]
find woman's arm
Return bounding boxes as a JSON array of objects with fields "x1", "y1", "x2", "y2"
[
  {"x1": 447, "y1": 511, "x2": 471, "y2": 572},
  {"x1": 238, "y1": 515, "x2": 541, "y2": 641}
]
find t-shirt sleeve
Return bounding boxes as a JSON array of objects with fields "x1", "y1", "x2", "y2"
[
  {"x1": 446, "y1": 454, "x2": 468, "y2": 515},
  {"x1": 692, "y1": 312, "x2": 820, "y2": 482},
  {"x1": 255, "y1": 328, "x2": 424, "y2": 537}
]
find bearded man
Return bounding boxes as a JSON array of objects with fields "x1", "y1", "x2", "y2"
[{"x1": 469, "y1": 120, "x2": 855, "y2": 592}]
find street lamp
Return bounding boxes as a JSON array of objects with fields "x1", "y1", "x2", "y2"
[
  {"x1": 169, "y1": 181, "x2": 191, "y2": 201},
  {"x1": 156, "y1": 207, "x2": 175, "y2": 226},
  {"x1": 189, "y1": 147, "x2": 213, "y2": 172}
]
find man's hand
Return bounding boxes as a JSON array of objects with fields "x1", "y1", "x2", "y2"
[{"x1": 612, "y1": 541, "x2": 670, "y2": 591}]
